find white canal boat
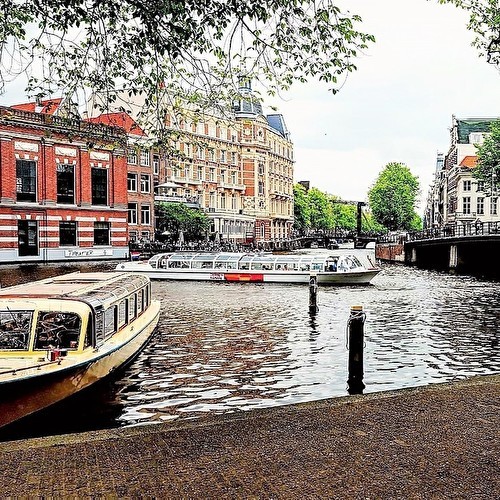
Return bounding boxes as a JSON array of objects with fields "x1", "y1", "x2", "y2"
[
  {"x1": 0, "y1": 271, "x2": 161, "y2": 429},
  {"x1": 116, "y1": 247, "x2": 381, "y2": 285}
]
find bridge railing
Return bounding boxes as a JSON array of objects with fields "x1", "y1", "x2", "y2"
[{"x1": 404, "y1": 221, "x2": 500, "y2": 242}]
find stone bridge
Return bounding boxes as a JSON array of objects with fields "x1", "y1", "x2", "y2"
[{"x1": 377, "y1": 222, "x2": 500, "y2": 279}]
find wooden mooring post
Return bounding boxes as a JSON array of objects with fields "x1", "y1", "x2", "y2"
[
  {"x1": 347, "y1": 305, "x2": 366, "y2": 395},
  {"x1": 309, "y1": 273, "x2": 318, "y2": 314}
]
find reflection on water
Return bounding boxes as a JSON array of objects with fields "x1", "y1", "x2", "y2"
[{"x1": 0, "y1": 260, "x2": 499, "y2": 440}]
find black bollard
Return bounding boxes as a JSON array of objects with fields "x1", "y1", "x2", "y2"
[
  {"x1": 309, "y1": 273, "x2": 318, "y2": 314},
  {"x1": 347, "y1": 305, "x2": 366, "y2": 395}
]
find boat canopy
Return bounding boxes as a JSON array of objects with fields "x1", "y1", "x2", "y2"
[{"x1": 149, "y1": 252, "x2": 364, "y2": 272}]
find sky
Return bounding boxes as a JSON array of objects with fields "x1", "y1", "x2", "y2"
[
  {"x1": 1, "y1": 0, "x2": 498, "y2": 214},
  {"x1": 268, "y1": 0, "x2": 499, "y2": 212}
]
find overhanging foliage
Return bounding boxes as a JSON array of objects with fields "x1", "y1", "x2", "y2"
[{"x1": 0, "y1": 1, "x2": 375, "y2": 127}]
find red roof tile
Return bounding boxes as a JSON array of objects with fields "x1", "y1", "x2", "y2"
[
  {"x1": 86, "y1": 112, "x2": 145, "y2": 136},
  {"x1": 460, "y1": 156, "x2": 478, "y2": 168},
  {"x1": 11, "y1": 98, "x2": 63, "y2": 115}
]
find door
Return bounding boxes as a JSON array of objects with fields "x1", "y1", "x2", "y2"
[{"x1": 18, "y1": 220, "x2": 38, "y2": 256}]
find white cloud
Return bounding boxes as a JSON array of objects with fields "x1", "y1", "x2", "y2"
[{"x1": 268, "y1": 0, "x2": 499, "y2": 213}]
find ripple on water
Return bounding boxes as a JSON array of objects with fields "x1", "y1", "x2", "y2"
[{"x1": 0, "y1": 261, "x2": 499, "y2": 439}]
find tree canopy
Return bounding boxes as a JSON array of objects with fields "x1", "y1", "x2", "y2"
[
  {"x1": 156, "y1": 202, "x2": 210, "y2": 242},
  {"x1": 368, "y1": 162, "x2": 422, "y2": 231},
  {"x1": 472, "y1": 119, "x2": 500, "y2": 193},
  {"x1": 0, "y1": 1, "x2": 375, "y2": 124},
  {"x1": 438, "y1": 0, "x2": 500, "y2": 66},
  {"x1": 293, "y1": 183, "x2": 384, "y2": 234}
]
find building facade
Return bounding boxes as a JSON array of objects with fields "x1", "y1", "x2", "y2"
[
  {"x1": 424, "y1": 116, "x2": 499, "y2": 229},
  {"x1": 88, "y1": 112, "x2": 156, "y2": 243},
  {"x1": 0, "y1": 102, "x2": 129, "y2": 263},
  {"x1": 90, "y1": 83, "x2": 295, "y2": 246}
]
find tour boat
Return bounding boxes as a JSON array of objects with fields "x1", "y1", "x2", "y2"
[
  {"x1": 115, "y1": 248, "x2": 381, "y2": 285},
  {"x1": 0, "y1": 272, "x2": 161, "y2": 429}
]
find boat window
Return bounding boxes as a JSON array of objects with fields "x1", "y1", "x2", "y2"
[
  {"x1": 129, "y1": 294, "x2": 137, "y2": 320},
  {"x1": 150, "y1": 254, "x2": 170, "y2": 269},
  {"x1": 325, "y1": 258, "x2": 339, "y2": 272},
  {"x1": 338, "y1": 255, "x2": 363, "y2": 270},
  {"x1": 167, "y1": 254, "x2": 195, "y2": 269},
  {"x1": 238, "y1": 255, "x2": 253, "y2": 270},
  {"x1": 84, "y1": 319, "x2": 92, "y2": 348},
  {"x1": 168, "y1": 259, "x2": 190, "y2": 268},
  {"x1": 137, "y1": 290, "x2": 144, "y2": 315},
  {"x1": 95, "y1": 311, "x2": 104, "y2": 345},
  {"x1": 215, "y1": 254, "x2": 240, "y2": 269},
  {"x1": 275, "y1": 262, "x2": 294, "y2": 270},
  {"x1": 250, "y1": 255, "x2": 274, "y2": 270},
  {"x1": 191, "y1": 256, "x2": 214, "y2": 269},
  {"x1": 299, "y1": 259, "x2": 312, "y2": 271},
  {"x1": 34, "y1": 311, "x2": 81, "y2": 350},
  {"x1": 118, "y1": 299, "x2": 127, "y2": 329},
  {"x1": 104, "y1": 306, "x2": 117, "y2": 337},
  {"x1": 0, "y1": 310, "x2": 32, "y2": 350},
  {"x1": 145, "y1": 285, "x2": 150, "y2": 307},
  {"x1": 311, "y1": 257, "x2": 324, "y2": 271}
]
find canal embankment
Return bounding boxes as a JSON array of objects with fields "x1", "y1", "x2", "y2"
[{"x1": 1, "y1": 374, "x2": 498, "y2": 498}]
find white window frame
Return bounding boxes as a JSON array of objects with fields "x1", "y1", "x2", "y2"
[
  {"x1": 140, "y1": 174, "x2": 150, "y2": 193},
  {"x1": 141, "y1": 204, "x2": 151, "y2": 225},
  {"x1": 153, "y1": 155, "x2": 160, "y2": 175},
  {"x1": 127, "y1": 150, "x2": 137, "y2": 165},
  {"x1": 128, "y1": 203, "x2": 138, "y2": 225},
  {"x1": 462, "y1": 196, "x2": 471, "y2": 214},
  {"x1": 477, "y1": 197, "x2": 485, "y2": 215},
  {"x1": 140, "y1": 150, "x2": 150, "y2": 166},
  {"x1": 127, "y1": 173, "x2": 138, "y2": 192},
  {"x1": 491, "y1": 197, "x2": 498, "y2": 215}
]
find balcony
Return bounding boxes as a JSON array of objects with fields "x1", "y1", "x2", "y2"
[
  {"x1": 219, "y1": 182, "x2": 245, "y2": 191},
  {"x1": 155, "y1": 194, "x2": 200, "y2": 208}
]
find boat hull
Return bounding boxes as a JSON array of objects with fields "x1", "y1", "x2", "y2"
[
  {"x1": 115, "y1": 263, "x2": 380, "y2": 285},
  {"x1": 0, "y1": 301, "x2": 160, "y2": 430}
]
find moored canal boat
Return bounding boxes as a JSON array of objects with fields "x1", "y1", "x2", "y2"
[
  {"x1": 0, "y1": 272, "x2": 161, "y2": 429},
  {"x1": 115, "y1": 248, "x2": 381, "y2": 285}
]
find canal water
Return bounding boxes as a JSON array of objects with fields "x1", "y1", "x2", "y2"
[{"x1": 1, "y1": 259, "x2": 499, "y2": 441}]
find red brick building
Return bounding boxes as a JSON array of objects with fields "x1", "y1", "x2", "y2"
[
  {"x1": 88, "y1": 112, "x2": 155, "y2": 243},
  {"x1": 0, "y1": 101, "x2": 129, "y2": 263}
]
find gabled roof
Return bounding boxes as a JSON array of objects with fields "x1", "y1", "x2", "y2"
[
  {"x1": 460, "y1": 156, "x2": 478, "y2": 168},
  {"x1": 87, "y1": 112, "x2": 145, "y2": 136},
  {"x1": 11, "y1": 98, "x2": 63, "y2": 115}
]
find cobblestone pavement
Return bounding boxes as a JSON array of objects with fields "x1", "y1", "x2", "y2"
[{"x1": 0, "y1": 374, "x2": 498, "y2": 498}]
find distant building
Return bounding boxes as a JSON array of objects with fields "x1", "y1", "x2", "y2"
[
  {"x1": 88, "y1": 82, "x2": 295, "y2": 244},
  {"x1": 0, "y1": 101, "x2": 129, "y2": 263},
  {"x1": 234, "y1": 80, "x2": 294, "y2": 242},
  {"x1": 424, "y1": 116, "x2": 499, "y2": 228}
]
